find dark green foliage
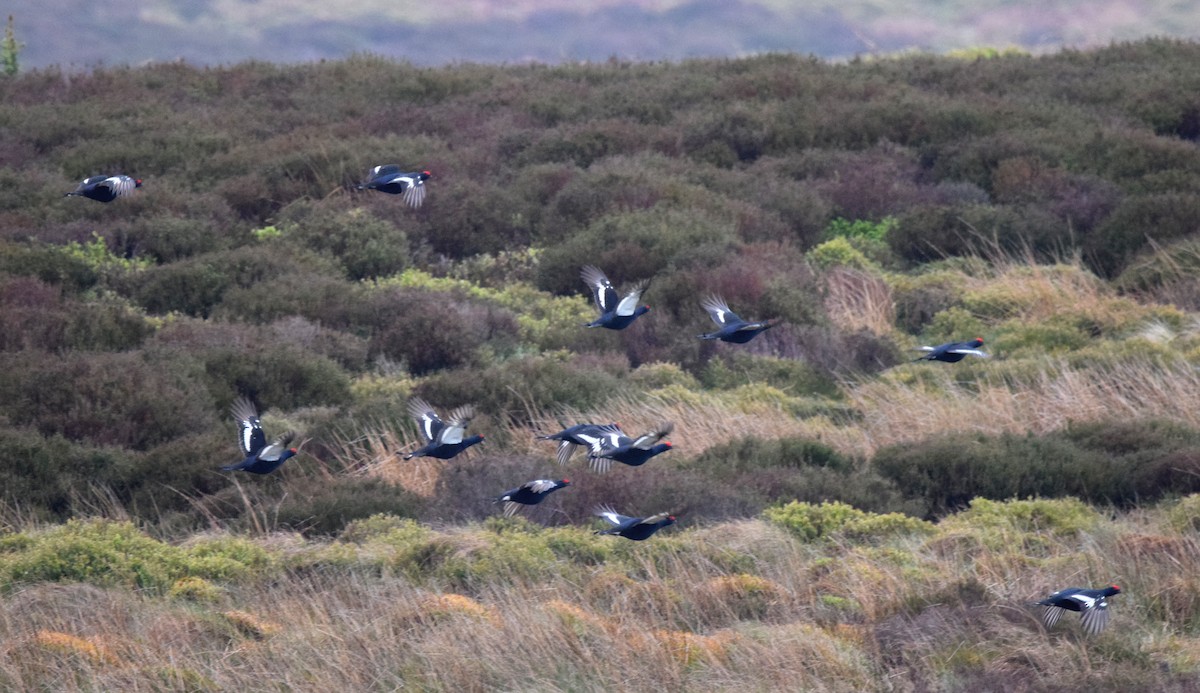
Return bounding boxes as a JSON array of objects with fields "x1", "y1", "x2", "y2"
[
  {"x1": 873, "y1": 420, "x2": 1200, "y2": 517},
  {"x1": 0, "y1": 429, "x2": 136, "y2": 522},
  {"x1": 359, "y1": 288, "x2": 520, "y2": 375},
  {"x1": 273, "y1": 199, "x2": 411, "y2": 280},
  {"x1": 0, "y1": 351, "x2": 217, "y2": 450},
  {"x1": 124, "y1": 245, "x2": 345, "y2": 317},
  {"x1": 1086, "y1": 193, "x2": 1200, "y2": 277},
  {"x1": 415, "y1": 353, "x2": 631, "y2": 421},
  {"x1": 272, "y1": 477, "x2": 425, "y2": 536}
]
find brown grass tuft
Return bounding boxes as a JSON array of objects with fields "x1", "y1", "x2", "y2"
[{"x1": 32, "y1": 630, "x2": 122, "y2": 666}]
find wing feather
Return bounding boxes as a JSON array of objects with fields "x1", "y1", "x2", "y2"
[
  {"x1": 581, "y1": 265, "x2": 617, "y2": 313},
  {"x1": 231, "y1": 396, "x2": 265, "y2": 456},
  {"x1": 615, "y1": 278, "x2": 650, "y2": 317},
  {"x1": 403, "y1": 179, "x2": 426, "y2": 208},
  {"x1": 407, "y1": 398, "x2": 444, "y2": 442},
  {"x1": 593, "y1": 505, "x2": 631, "y2": 526},
  {"x1": 631, "y1": 421, "x2": 674, "y2": 450},
  {"x1": 1041, "y1": 605, "x2": 1065, "y2": 629},
  {"x1": 701, "y1": 295, "x2": 739, "y2": 326}
]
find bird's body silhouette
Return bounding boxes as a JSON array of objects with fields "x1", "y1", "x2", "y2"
[
  {"x1": 914, "y1": 337, "x2": 988, "y2": 363},
  {"x1": 222, "y1": 396, "x2": 297, "y2": 474},
  {"x1": 1037, "y1": 585, "x2": 1120, "y2": 635},
  {"x1": 492, "y1": 479, "x2": 570, "y2": 517},
  {"x1": 581, "y1": 265, "x2": 650, "y2": 330},
  {"x1": 403, "y1": 398, "x2": 483, "y2": 460},
  {"x1": 537, "y1": 422, "x2": 621, "y2": 466},
  {"x1": 593, "y1": 506, "x2": 676, "y2": 541},
  {"x1": 357, "y1": 165, "x2": 430, "y2": 208},
  {"x1": 65, "y1": 175, "x2": 141, "y2": 203},
  {"x1": 584, "y1": 422, "x2": 674, "y2": 473},
  {"x1": 697, "y1": 295, "x2": 780, "y2": 343}
]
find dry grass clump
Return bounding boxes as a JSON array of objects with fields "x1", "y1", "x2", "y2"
[
  {"x1": 823, "y1": 267, "x2": 895, "y2": 336},
  {"x1": 219, "y1": 610, "x2": 281, "y2": 640},
  {"x1": 325, "y1": 424, "x2": 446, "y2": 498},
  {"x1": 31, "y1": 630, "x2": 122, "y2": 667}
]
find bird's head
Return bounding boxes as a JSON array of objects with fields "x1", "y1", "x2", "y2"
[
  {"x1": 561, "y1": 479, "x2": 571, "y2": 486},
  {"x1": 1110, "y1": 584, "x2": 1122, "y2": 593},
  {"x1": 664, "y1": 442, "x2": 673, "y2": 449},
  {"x1": 973, "y1": 336, "x2": 984, "y2": 345},
  {"x1": 134, "y1": 179, "x2": 143, "y2": 188}
]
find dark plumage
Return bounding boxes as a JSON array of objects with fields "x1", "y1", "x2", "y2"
[
  {"x1": 1038, "y1": 585, "x2": 1121, "y2": 635},
  {"x1": 697, "y1": 295, "x2": 780, "y2": 343},
  {"x1": 584, "y1": 421, "x2": 674, "y2": 473},
  {"x1": 221, "y1": 396, "x2": 297, "y2": 474},
  {"x1": 65, "y1": 175, "x2": 141, "y2": 203},
  {"x1": 357, "y1": 165, "x2": 430, "y2": 208},
  {"x1": 402, "y1": 398, "x2": 483, "y2": 460},
  {"x1": 913, "y1": 337, "x2": 989, "y2": 363},
  {"x1": 536, "y1": 422, "x2": 621, "y2": 466},
  {"x1": 593, "y1": 505, "x2": 676, "y2": 541},
  {"x1": 580, "y1": 265, "x2": 650, "y2": 330},
  {"x1": 492, "y1": 478, "x2": 571, "y2": 517}
]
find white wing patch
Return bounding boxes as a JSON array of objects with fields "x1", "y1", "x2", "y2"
[{"x1": 527, "y1": 479, "x2": 557, "y2": 493}]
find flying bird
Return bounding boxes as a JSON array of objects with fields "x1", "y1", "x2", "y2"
[
  {"x1": 65, "y1": 175, "x2": 141, "y2": 203},
  {"x1": 913, "y1": 337, "x2": 989, "y2": 363},
  {"x1": 697, "y1": 295, "x2": 780, "y2": 343},
  {"x1": 581, "y1": 265, "x2": 650, "y2": 330},
  {"x1": 221, "y1": 396, "x2": 297, "y2": 474},
  {"x1": 593, "y1": 505, "x2": 676, "y2": 541},
  {"x1": 585, "y1": 421, "x2": 674, "y2": 473},
  {"x1": 492, "y1": 479, "x2": 571, "y2": 517},
  {"x1": 1037, "y1": 585, "x2": 1121, "y2": 635},
  {"x1": 357, "y1": 165, "x2": 430, "y2": 208},
  {"x1": 536, "y1": 422, "x2": 621, "y2": 466},
  {"x1": 402, "y1": 397, "x2": 483, "y2": 460}
]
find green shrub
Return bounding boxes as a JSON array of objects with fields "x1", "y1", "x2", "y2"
[
  {"x1": 941, "y1": 497, "x2": 1099, "y2": 536},
  {"x1": 763, "y1": 500, "x2": 932, "y2": 542},
  {"x1": 415, "y1": 353, "x2": 631, "y2": 420},
  {"x1": 272, "y1": 477, "x2": 425, "y2": 536},
  {"x1": 273, "y1": 200, "x2": 411, "y2": 279},
  {"x1": 873, "y1": 420, "x2": 1200, "y2": 516}
]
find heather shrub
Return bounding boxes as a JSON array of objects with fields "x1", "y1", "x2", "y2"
[
  {"x1": 890, "y1": 270, "x2": 968, "y2": 333},
  {"x1": 273, "y1": 200, "x2": 411, "y2": 279},
  {"x1": 690, "y1": 435, "x2": 852, "y2": 474},
  {"x1": 1087, "y1": 193, "x2": 1200, "y2": 277},
  {"x1": 535, "y1": 206, "x2": 738, "y2": 297},
  {"x1": 362, "y1": 288, "x2": 520, "y2": 375},
  {"x1": 125, "y1": 245, "x2": 344, "y2": 317},
  {"x1": 873, "y1": 420, "x2": 1200, "y2": 516},
  {"x1": 699, "y1": 353, "x2": 839, "y2": 397},
  {"x1": 163, "y1": 339, "x2": 352, "y2": 411},
  {"x1": 119, "y1": 210, "x2": 235, "y2": 263},
  {"x1": 415, "y1": 353, "x2": 631, "y2": 420},
  {"x1": 0, "y1": 429, "x2": 137, "y2": 522},
  {"x1": 271, "y1": 477, "x2": 426, "y2": 536},
  {"x1": 0, "y1": 241, "x2": 98, "y2": 292},
  {"x1": 0, "y1": 351, "x2": 216, "y2": 450},
  {"x1": 213, "y1": 272, "x2": 360, "y2": 324}
]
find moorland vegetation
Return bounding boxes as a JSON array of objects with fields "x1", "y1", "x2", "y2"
[{"x1": 3, "y1": 40, "x2": 1200, "y2": 689}]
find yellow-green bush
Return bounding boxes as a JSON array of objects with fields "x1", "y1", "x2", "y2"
[
  {"x1": 940, "y1": 497, "x2": 1099, "y2": 536},
  {"x1": 763, "y1": 501, "x2": 932, "y2": 542}
]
